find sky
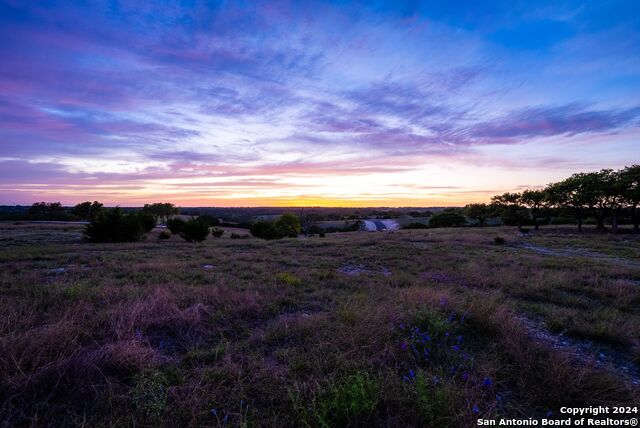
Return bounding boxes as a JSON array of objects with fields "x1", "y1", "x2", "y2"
[{"x1": 0, "y1": 0, "x2": 639, "y2": 207}]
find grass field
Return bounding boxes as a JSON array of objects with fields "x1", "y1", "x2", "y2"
[{"x1": 1, "y1": 223, "x2": 639, "y2": 427}]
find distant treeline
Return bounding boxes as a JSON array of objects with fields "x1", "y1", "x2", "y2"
[
  {"x1": 0, "y1": 202, "x2": 179, "y2": 222},
  {"x1": 461, "y1": 165, "x2": 639, "y2": 233},
  {"x1": 2, "y1": 165, "x2": 637, "y2": 233}
]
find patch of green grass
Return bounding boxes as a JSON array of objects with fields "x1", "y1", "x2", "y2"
[
  {"x1": 415, "y1": 371, "x2": 457, "y2": 426},
  {"x1": 275, "y1": 272, "x2": 302, "y2": 287},
  {"x1": 311, "y1": 372, "x2": 379, "y2": 428}
]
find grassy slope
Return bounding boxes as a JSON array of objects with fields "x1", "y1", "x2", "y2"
[{"x1": 0, "y1": 223, "x2": 639, "y2": 427}]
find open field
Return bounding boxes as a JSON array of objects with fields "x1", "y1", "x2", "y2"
[{"x1": 1, "y1": 223, "x2": 639, "y2": 427}]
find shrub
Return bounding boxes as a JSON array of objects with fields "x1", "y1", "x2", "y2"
[
  {"x1": 166, "y1": 217, "x2": 185, "y2": 234},
  {"x1": 84, "y1": 208, "x2": 146, "y2": 242},
  {"x1": 137, "y1": 211, "x2": 157, "y2": 232},
  {"x1": 494, "y1": 236, "x2": 505, "y2": 245},
  {"x1": 275, "y1": 213, "x2": 301, "y2": 237},
  {"x1": 403, "y1": 222, "x2": 428, "y2": 229},
  {"x1": 230, "y1": 233, "x2": 249, "y2": 239},
  {"x1": 429, "y1": 212, "x2": 467, "y2": 228},
  {"x1": 211, "y1": 227, "x2": 224, "y2": 238},
  {"x1": 250, "y1": 220, "x2": 280, "y2": 240},
  {"x1": 196, "y1": 214, "x2": 220, "y2": 227},
  {"x1": 179, "y1": 219, "x2": 210, "y2": 242},
  {"x1": 158, "y1": 231, "x2": 171, "y2": 240},
  {"x1": 251, "y1": 214, "x2": 301, "y2": 240}
]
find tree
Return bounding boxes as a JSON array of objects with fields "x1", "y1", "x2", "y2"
[
  {"x1": 27, "y1": 202, "x2": 69, "y2": 221},
  {"x1": 72, "y1": 201, "x2": 103, "y2": 221},
  {"x1": 142, "y1": 203, "x2": 179, "y2": 224},
  {"x1": 84, "y1": 208, "x2": 146, "y2": 242},
  {"x1": 274, "y1": 213, "x2": 301, "y2": 237},
  {"x1": 546, "y1": 176, "x2": 589, "y2": 232},
  {"x1": 463, "y1": 203, "x2": 489, "y2": 227},
  {"x1": 618, "y1": 165, "x2": 640, "y2": 232},
  {"x1": 166, "y1": 217, "x2": 185, "y2": 234},
  {"x1": 137, "y1": 211, "x2": 157, "y2": 232},
  {"x1": 250, "y1": 220, "x2": 280, "y2": 240},
  {"x1": 429, "y1": 212, "x2": 466, "y2": 228},
  {"x1": 196, "y1": 214, "x2": 220, "y2": 227},
  {"x1": 178, "y1": 219, "x2": 210, "y2": 242},
  {"x1": 490, "y1": 192, "x2": 527, "y2": 229},
  {"x1": 520, "y1": 190, "x2": 548, "y2": 231},
  {"x1": 250, "y1": 214, "x2": 301, "y2": 240}
]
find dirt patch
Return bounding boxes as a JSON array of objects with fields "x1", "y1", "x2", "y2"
[
  {"x1": 337, "y1": 263, "x2": 391, "y2": 276},
  {"x1": 516, "y1": 243, "x2": 640, "y2": 267},
  {"x1": 517, "y1": 314, "x2": 640, "y2": 387}
]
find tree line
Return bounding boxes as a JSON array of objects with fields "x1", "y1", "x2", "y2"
[{"x1": 462, "y1": 165, "x2": 640, "y2": 233}]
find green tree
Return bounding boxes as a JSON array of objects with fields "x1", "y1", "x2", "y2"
[
  {"x1": 619, "y1": 165, "x2": 640, "y2": 232},
  {"x1": 142, "y1": 203, "x2": 179, "y2": 224},
  {"x1": 178, "y1": 219, "x2": 210, "y2": 242},
  {"x1": 463, "y1": 203, "x2": 489, "y2": 227},
  {"x1": 520, "y1": 189, "x2": 548, "y2": 231},
  {"x1": 429, "y1": 212, "x2": 466, "y2": 228},
  {"x1": 490, "y1": 192, "x2": 527, "y2": 229},
  {"x1": 27, "y1": 202, "x2": 68, "y2": 221},
  {"x1": 72, "y1": 201, "x2": 104, "y2": 221},
  {"x1": 84, "y1": 208, "x2": 146, "y2": 242},
  {"x1": 166, "y1": 217, "x2": 185, "y2": 234},
  {"x1": 274, "y1": 213, "x2": 301, "y2": 237}
]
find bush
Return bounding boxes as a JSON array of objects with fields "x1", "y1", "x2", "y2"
[
  {"x1": 403, "y1": 222, "x2": 428, "y2": 229},
  {"x1": 196, "y1": 214, "x2": 220, "y2": 227},
  {"x1": 166, "y1": 217, "x2": 185, "y2": 234},
  {"x1": 429, "y1": 212, "x2": 467, "y2": 228},
  {"x1": 230, "y1": 233, "x2": 249, "y2": 239},
  {"x1": 179, "y1": 219, "x2": 210, "y2": 242},
  {"x1": 137, "y1": 211, "x2": 157, "y2": 232},
  {"x1": 250, "y1": 220, "x2": 280, "y2": 240},
  {"x1": 251, "y1": 214, "x2": 301, "y2": 240},
  {"x1": 211, "y1": 227, "x2": 224, "y2": 238},
  {"x1": 494, "y1": 236, "x2": 505, "y2": 245},
  {"x1": 275, "y1": 213, "x2": 301, "y2": 237},
  {"x1": 84, "y1": 208, "x2": 147, "y2": 242},
  {"x1": 158, "y1": 230, "x2": 171, "y2": 240}
]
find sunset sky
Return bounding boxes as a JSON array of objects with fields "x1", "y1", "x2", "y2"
[{"x1": 1, "y1": 1, "x2": 639, "y2": 207}]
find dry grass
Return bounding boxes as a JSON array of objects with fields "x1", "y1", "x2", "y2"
[{"x1": 0, "y1": 223, "x2": 639, "y2": 426}]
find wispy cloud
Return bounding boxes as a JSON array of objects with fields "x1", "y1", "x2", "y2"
[{"x1": 1, "y1": 0, "x2": 639, "y2": 205}]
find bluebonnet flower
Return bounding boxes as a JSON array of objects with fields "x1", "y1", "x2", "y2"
[
  {"x1": 447, "y1": 314, "x2": 455, "y2": 323},
  {"x1": 439, "y1": 297, "x2": 448, "y2": 306},
  {"x1": 456, "y1": 335, "x2": 463, "y2": 344},
  {"x1": 211, "y1": 408, "x2": 217, "y2": 417},
  {"x1": 473, "y1": 405, "x2": 480, "y2": 414},
  {"x1": 399, "y1": 323, "x2": 405, "y2": 329},
  {"x1": 483, "y1": 377, "x2": 493, "y2": 387},
  {"x1": 401, "y1": 342, "x2": 408, "y2": 351},
  {"x1": 451, "y1": 345, "x2": 460, "y2": 352},
  {"x1": 546, "y1": 410, "x2": 553, "y2": 417},
  {"x1": 222, "y1": 415, "x2": 228, "y2": 424},
  {"x1": 495, "y1": 394, "x2": 502, "y2": 401},
  {"x1": 444, "y1": 331, "x2": 450, "y2": 338},
  {"x1": 240, "y1": 399, "x2": 245, "y2": 408},
  {"x1": 408, "y1": 369, "x2": 416, "y2": 379},
  {"x1": 462, "y1": 372, "x2": 469, "y2": 381}
]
